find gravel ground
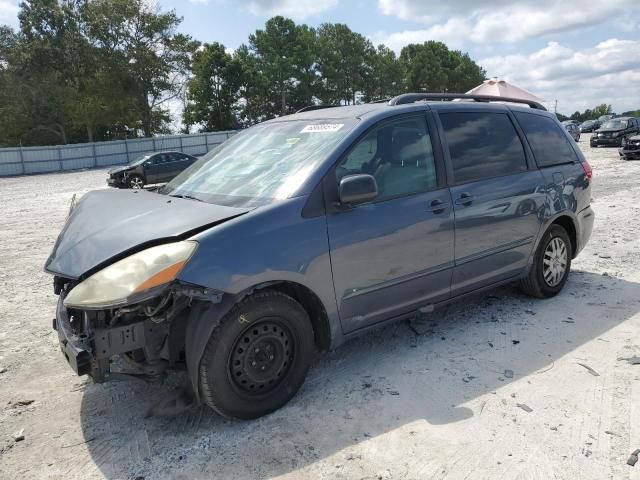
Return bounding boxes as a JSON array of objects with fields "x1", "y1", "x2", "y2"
[{"x1": 1, "y1": 143, "x2": 640, "y2": 480}]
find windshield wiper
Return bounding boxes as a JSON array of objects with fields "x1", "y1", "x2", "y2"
[{"x1": 169, "y1": 194, "x2": 203, "y2": 202}]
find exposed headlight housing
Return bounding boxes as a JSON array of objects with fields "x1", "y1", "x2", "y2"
[{"x1": 64, "y1": 241, "x2": 197, "y2": 309}]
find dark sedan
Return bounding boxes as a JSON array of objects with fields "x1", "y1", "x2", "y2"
[
  {"x1": 579, "y1": 120, "x2": 600, "y2": 133},
  {"x1": 619, "y1": 134, "x2": 640, "y2": 160},
  {"x1": 590, "y1": 117, "x2": 640, "y2": 148},
  {"x1": 107, "y1": 151, "x2": 198, "y2": 189}
]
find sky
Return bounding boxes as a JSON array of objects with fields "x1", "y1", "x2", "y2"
[{"x1": 1, "y1": 0, "x2": 639, "y2": 114}]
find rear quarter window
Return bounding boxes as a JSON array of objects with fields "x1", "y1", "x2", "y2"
[
  {"x1": 515, "y1": 112, "x2": 579, "y2": 167},
  {"x1": 439, "y1": 112, "x2": 527, "y2": 184}
]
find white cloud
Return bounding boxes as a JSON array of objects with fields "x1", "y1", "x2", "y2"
[
  {"x1": 0, "y1": 0, "x2": 18, "y2": 26},
  {"x1": 376, "y1": 0, "x2": 639, "y2": 45},
  {"x1": 479, "y1": 39, "x2": 640, "y2": 114},
  {"x1": 243, "y1": 0, "x2": 337, "y2": 19}
]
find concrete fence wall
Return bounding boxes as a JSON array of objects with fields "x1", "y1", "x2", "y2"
[{"x1": 0, "y1": 131, "x2": 237, "y2": 177}]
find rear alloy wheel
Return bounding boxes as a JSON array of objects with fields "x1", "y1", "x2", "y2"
[
  {"x1": 128, "y1": 174, "x2": 144, "y2": 189},
  {"x1": 199, "y1": 290, "x2": 315, "y2": 419},
  {"x1": 520, "y1": 224, "x2": 572, "y2": 298}
]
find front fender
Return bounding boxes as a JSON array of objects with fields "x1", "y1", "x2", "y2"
[
  {"x1": 184, "y1": 296, "x2": 237, "y2": 403},
  {"x1": 178, "y1": 197, "x2": 341, "y2": 401}
]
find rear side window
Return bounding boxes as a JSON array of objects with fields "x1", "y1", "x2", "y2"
[
  {"x1": 440, "y1": 112, "x2": 527, "y2": 184},
  {"x1": 515, "y1": 112, "x2": 578, "y2": 167}
]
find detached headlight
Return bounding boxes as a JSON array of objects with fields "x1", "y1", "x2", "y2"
[{"x1": 64, "y1": 241, "x2": 197, "y2": 309}]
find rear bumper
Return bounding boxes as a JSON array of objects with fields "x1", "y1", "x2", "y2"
[{"x1": 576, "y1": 205, "x2": 594, "y2": 256}]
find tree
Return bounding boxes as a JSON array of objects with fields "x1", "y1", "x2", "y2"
[
  {"x1": 183, "y1": 42, "x2": 242, "y2": 131},
  {"x1": 316, "y1": 23, "x2": 370, "y2": 105},
  {"x1": 592, "y1": 103, "x2": 612, "y2": 118},
  {"x1": 84, "y1": 0, "x2": 199, "y2": 137},
  {"x1": 361, "y1": 44, "x2": 404, "y2": 102},
  {"x1": 400, "y1": 41, "x2": 485, "y2": 93},
  {"x1": 249, "y1": 16, "x2": 300, "y2": 117}
]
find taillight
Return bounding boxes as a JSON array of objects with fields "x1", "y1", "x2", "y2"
[{"x1": 581, "y1": 160, "x2": 593, "y2": 182}]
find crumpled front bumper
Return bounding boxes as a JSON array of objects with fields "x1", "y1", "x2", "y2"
[
  {"x1": 53, "y1": 294, "x2": 92, "y2": 376},
  {"x1": 619, "y1": 146, "x2": 640, "y2": 158},
  {"x1": 53, "y1": 294, "x2": 159, "y2": 379}
]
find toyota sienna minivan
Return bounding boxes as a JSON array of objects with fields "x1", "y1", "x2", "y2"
[{"x1": 45, "y1": 93, "x2": 594, "y2": 419}]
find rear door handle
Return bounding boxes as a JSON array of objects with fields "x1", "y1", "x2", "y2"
[
  {"x1": 454, "y1": 192, "x2": 474, "y2": 206},
  {"x1": 428, "y1": 199, "x2": 449, "y2": 213}
]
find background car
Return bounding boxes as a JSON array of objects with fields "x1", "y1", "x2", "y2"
[
  {"x1": 107, "y1": 151, "x2": 198, "y2": 189},
  {"x1": 579, "y1": 120, "x2": 601, "y2": 133},
  {"x1": 590, "y1": 117, "x2": 640, "y2": 148},
  {"x1": 564, "y1": 123, "x2": 580, "y2": 142},
  {"x1": 619, "y1": 134, "x2": 640, "y2": 160}
]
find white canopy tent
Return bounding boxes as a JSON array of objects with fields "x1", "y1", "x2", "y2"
[{"x1": 466, "y1": 78, "x2": 544, "y2": 103}]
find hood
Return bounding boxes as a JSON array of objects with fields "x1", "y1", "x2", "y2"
[
  {"x1": 107, "y1": 165, "x2": 134, "y2": 175},
  {"x1": 45, "y1": 189, "x2": 251, "y2": 279},
  {"x1": 628, "y1": 134, "x2": 640, "y2": 141},
  {"x1": 595, "y1": 128, "x2": 623, "y2": 133}
]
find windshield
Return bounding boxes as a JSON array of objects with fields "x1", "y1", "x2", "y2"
[
  {"x1": 160, "y1": 119, "x2": 357, "y2": 207},
  {"x1": 130, "y1": 155, "x2": 150, "y2": 166},
  {"x1": 602, "y1": 120, "x2": 627, "y2": 129}
]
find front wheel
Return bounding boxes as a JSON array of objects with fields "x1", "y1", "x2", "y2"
[
  {"x1": 128, "y1": 174, "x2": 144, "y2": 189},
  {"x1": 199, "y1": 290, "x2": 315, "y2": 419},
  {"x1": 520, "y1": 225, "x2": 572, "y2": 298}
]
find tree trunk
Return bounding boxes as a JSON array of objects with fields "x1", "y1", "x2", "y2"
[
  {"x1": 281, "y1": 84, "x2": 286, "y2": 116},
  {"x1": 86, "y1": 125, "x2": 94, "y2": 143},
  {"x1": 59, "y1": 125, "x2": 68, "y2": 145}
]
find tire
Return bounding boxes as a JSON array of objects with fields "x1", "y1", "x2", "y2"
[
  {"x1": 199, "y1": 290, "x2": 315, "y2": 419},
  {"x1": 520, "y1": 224, "x2": 572, "y2": 299},
  {"x1": 128, "y1": 174, "x2": 144, "y2": 189}
]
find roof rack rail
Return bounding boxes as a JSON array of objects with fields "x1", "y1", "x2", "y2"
[
  {"x1": 368, "y1": 98, "x2": 392, "y2": 104},
  {"x1": 296, "y1": 105, "x2": 341, "y2": 113},
  {"x1": 387, "y1": 93, "x2": 546, "y2": 111}
]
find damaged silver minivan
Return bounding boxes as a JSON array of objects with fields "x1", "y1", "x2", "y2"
[{"x1": 46, "y1": 94, "x2": 594, "y2": 419}]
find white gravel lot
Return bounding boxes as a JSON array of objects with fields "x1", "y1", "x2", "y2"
[{"x1": 1, "y1": 142, "x2": 640, "y2": 480}]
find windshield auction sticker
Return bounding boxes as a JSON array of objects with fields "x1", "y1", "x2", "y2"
[{"x1": 301, "y1": 124, "x2": 344, "y2": 133}]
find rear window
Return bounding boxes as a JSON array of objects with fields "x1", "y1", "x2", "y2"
[
  {"x1": 515, "y1": 112, "x2": 579, "y2": 167},
  {"x1": 440, "y1": 112, "x2": 527, "y2": 184}
]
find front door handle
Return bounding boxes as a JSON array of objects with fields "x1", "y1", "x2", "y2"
[
  {"x1": 428, "y1": 199, "x2": 449, "y2": 213},
  {"x1": 455, "y1": 192, "x2": 474, "y2": 206}
]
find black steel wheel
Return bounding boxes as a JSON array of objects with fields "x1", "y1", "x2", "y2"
[
  {"x1": 199, "y1": 290, "x2": 315, "y2": 419},
  {"x1": 229, "y1": 320, "x2": 294, "y2": 394}
]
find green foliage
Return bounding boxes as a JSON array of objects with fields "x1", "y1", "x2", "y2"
[
  {"x1": 183, "y1": 42, "x2": 243, "y2": 131},
  {"x1": 567, "y1": 104, "x2": 614, "y2": 122},
  {"x1": 0, "y1": 5, "x2": 488, "y2": 146},
  {"x1": 399, "y1": 41, "x2": 486, "y2": 94}
]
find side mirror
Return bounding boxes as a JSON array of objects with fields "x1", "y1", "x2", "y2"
[{"x1": 339, "y1": 174, "x2": 378, "y2": 205}]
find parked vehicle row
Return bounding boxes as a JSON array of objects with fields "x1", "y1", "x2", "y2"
[
  {"x1": 46, "y1": 93, "x2": 594, "y2": 419},
  {"x1": 590, "y1": 117, "x2": 640, "y2": 148}
]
